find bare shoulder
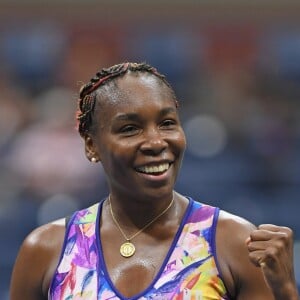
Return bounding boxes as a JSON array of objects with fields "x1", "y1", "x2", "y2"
[
  {"x1": 10, "y1": 219, "x2": 66, "y2": 300},
  {"x1": 217, "y1": 210, "x2": 256, "y2": 243},
  {"x1": 216, "y1": 210, "x2": 274, "y2": 300},
  {"x1": 22, "y1": 218, "x2": 65, "y2": 250}
]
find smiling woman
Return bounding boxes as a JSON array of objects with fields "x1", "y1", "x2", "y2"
[{"x1": 10, "y1": 62, "x2": 299, "y2": 300}]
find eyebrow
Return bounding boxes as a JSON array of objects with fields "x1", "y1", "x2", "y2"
[
  {"x1": 159, "y1": 107, "x2": 177, "y2": 117},
  {"x1": 114, "y1": 113, "x2": 140, "y2": 122},
  {"x1": 113, "y1": 106, "x2": 177, "y2": 122}
]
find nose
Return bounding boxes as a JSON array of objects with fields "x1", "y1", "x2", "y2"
[{"x1": 140, "y1": 128, "x2": 168, "y2": 155}]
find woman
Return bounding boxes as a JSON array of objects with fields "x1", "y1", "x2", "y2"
[{"x1": 10, "y1": 62, "x2": 299, "y2": 299}]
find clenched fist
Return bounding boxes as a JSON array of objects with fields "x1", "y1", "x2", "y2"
[{"x1": 246, "y1": 224, "x2": 299, "y2": 299}]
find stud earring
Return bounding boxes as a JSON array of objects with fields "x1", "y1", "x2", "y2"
[{"x1": 91, "y1": 157, "x2": 97, "y2": 163}]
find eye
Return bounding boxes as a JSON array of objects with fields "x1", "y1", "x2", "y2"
[
  {"x1": 119, "y1": 125, "x2": 140, "y2": 135},
  {"x1": 160, "y1": 119, "x2": 177, "y2": 129}
]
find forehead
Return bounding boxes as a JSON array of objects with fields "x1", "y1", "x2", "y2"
[{"x1": 97, "y1": 73, "x2": 176, "y2": 117}]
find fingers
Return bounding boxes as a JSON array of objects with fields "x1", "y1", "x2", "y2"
[
  {"x1": 246, "y1": 225, "x2": 294, "y2": 269},
  {"x1": 248, "y1": 225, "x2": 293, "y2": 243},
  {"x1": 247, "y1": 240, "x2": 269, "y2": 251},
  {"x1": 257, "y1": 224, "x2": 283, "y2": 231},
  {"x1": 246, "y1": 225, "x2": 298, "y2": 298},
  {"x1": 257, "y1": 224, "x2": 293, "y2": 235},
  {"x1": 247, "y1": 247, "x2": 278, "y2": 268},
  {"x1": 247, "y1": 249, "x2": 266, "y2": 267}
]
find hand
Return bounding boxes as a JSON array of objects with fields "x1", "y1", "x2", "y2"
[{"x1": 246, "y1": 224, "x2": 299, "y2": 299}]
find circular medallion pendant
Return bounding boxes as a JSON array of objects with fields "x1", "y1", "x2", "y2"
[{"x1": 120, "y1": 241, "x2": 135, "y2": 257}]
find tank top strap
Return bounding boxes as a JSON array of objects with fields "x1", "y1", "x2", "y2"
[{"x1": 49, "y1": 203, "x2": 100, "y2": 299}]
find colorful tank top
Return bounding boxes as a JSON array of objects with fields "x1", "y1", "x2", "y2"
[{"x1": 49, "y1": 198, "x2": 229, "y2": 299}]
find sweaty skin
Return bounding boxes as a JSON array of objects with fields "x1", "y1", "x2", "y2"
[{"x1": 10, "y1": 71, "x2": 299, "y2": 300}]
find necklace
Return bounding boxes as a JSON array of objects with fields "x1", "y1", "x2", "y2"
[{"x1": 108, "y1": 194, "x2": 174, "y2": 258}]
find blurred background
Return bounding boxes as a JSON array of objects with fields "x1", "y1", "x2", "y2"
[{"x1": 0, "y1": 0, "x2": 299, "y2": 297}]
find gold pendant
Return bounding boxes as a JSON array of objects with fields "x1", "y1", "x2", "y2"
[{"x1": 120, "y1": 241, "x2": 135, "y2": 257}]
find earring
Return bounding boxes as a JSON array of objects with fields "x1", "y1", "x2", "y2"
[{"x1": 91, "y1": 157, "x2": 97, "y2": 163}]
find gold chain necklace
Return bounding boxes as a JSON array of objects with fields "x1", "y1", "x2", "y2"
[{"x1": 108, "y1": 194, "x2": 174, "y2": 258}]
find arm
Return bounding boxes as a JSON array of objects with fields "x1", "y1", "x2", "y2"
[
  {"x1": 216, "y1": 211, "x2": 299, "y2": 300},
  {"x1": 10, "y1": 220, "x2": 65, "y2": 300}
]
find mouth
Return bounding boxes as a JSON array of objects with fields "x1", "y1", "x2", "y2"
[{"x1": 135, "y1": 163, "x2": 171, "y2": 175}]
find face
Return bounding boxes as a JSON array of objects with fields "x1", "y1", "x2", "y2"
[{"x1": 85, "y1": 73, "x2": 186, "y2": 200}]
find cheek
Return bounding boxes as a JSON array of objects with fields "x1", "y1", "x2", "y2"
[
  {"x1": 101, "y1": 141, "x2": 134, "y2": 167},
  {"x1": 174, "y1": 130, "x2": 187, "y2": 154},
  {"x1": 100, "y1": 149, "x2": 130, "y2": 180}
]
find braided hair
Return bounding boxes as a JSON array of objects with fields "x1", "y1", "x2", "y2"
[{"x1": 76, "y1": 62, "x2": 177, "y2": 137}]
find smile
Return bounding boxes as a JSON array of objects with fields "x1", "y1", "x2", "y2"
[{"x1": 136, "y1": 163, "x2": 170, "y2": 175}]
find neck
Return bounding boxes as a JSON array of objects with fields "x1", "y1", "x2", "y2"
[{"x1": 107, "y1": 191, "x2": 176, "y2": 229}]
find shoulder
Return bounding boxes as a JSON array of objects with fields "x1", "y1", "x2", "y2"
[
  {"x1": 24, "y1": 218, "x2": 66, "y2": 251},
  {"x1": 10, "y1": 219, "x2": 66, "y2": 299},
  {"x1": 216, "y1": 210, "x2": 257, "y2": 264},
  {"x1": 215, "y1": 210, "x2": 273, "y2": 299},
  {"x1": 217, "y1": 210, "x2": 256, "y2": 241}
]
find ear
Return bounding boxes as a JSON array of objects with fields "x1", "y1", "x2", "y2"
[{"x1": 84, "y1": 135, "x2": 101, "y2": 163}]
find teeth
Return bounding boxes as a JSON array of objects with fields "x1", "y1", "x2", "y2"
[{"x1": 137, "y1": 163, "x2": 170, "y2": 174}]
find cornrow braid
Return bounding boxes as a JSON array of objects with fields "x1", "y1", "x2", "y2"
[{"x1": 76, "y1": 62, "x2": 177, "y2": 137}]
